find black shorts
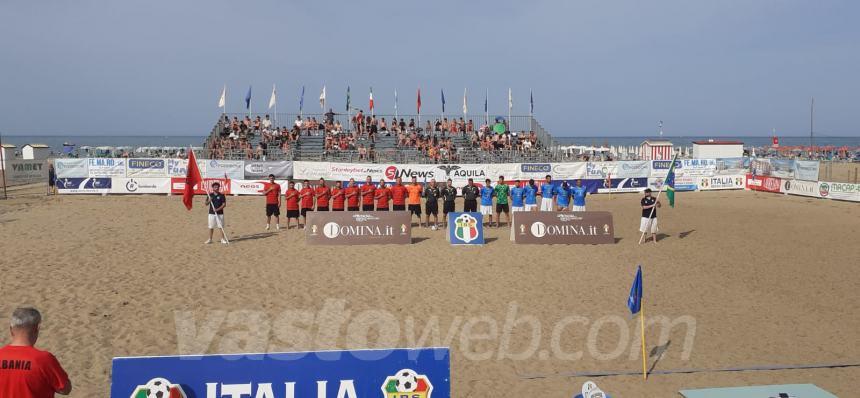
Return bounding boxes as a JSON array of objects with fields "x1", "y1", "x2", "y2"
[
  {"x1": 300, "y1": 208, "x2": 312, "y2": 217},
  {"x1": 362, "y1": 203, "x2": 374, "y2": 211},
  {"x1": 443, "y1": 201, "x2": 456, "y2": 214},
  {"x1": 425, "y1": 202, "x2": 438, "y2": 215},
  {"x1": 408, "y1": 204, "x2": 422, "y2": 216},
  {"x1": 347, "y1": 206, "x2": 360, "y2": 211},
  {"x1": 392, "y1": 204, "x2": 406, "y2": 211},
  {"x1": 266, "y1": 204, "x2": 280, "y2": 216},
  {"x1": 286, "y1": 209, "x2": 299, "y2": 218},
  {"x1": 496, "y1": 203, "x2": 509, "y2": 213},
  {"x1": 316, "y1": 206, "x2": 328, "y2": 212},
  {"x1": 332, "y1": 207, "x2": 344, "y2": 211},
  {"x1": 464, "y1": 199, "x2": 478, "y2": 213},
  {"x1": 376, "y1": 205, "x2": 389, "y2": 211}
]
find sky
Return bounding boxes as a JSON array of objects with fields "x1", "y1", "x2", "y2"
[{"x1": 1, "y1": 0, "x2": 858, "y2": 137}]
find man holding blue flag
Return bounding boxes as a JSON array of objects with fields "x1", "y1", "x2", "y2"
[{"x1": 627, "y1": 265, "x2": 647, "y2": 380}]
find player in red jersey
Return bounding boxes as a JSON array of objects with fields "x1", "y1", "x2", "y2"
[
  {"x1": 360, "y1": 175, "x2": 375, "y2": 211},
  {"x1": 283, "y1": 181, "x2": 300, "y2": 229},
  {"x1": 299, "y1": 180, "x2": 315, "y2": 228},
  {"x1": 314, "y1": 178, "x2": 330, "y2": 211},
  {"x1": 344, "y1": 178, "x2": 360, "y2": 211},
  {"x1": 390, "y1": 177, "x2": 408, "y2": 211},
  {"x1": 375, "y1": 179, "x2": 391, "y2": 210},
  {"x1": 262, "y1": 174, "x2": 282, "y2": 230},
  {"x1": 330, "y1": 181, "x2": 345, "y2": 211}
]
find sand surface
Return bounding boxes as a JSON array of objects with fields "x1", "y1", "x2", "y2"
[{"x1": 1, "y1": 187, "x2": 859, "y2": 397}]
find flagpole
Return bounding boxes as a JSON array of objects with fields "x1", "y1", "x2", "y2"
[{"x1": 640, "y1": 303, "x2": 647, "y2": 380}]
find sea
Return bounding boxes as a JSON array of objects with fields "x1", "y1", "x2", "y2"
[{"x1": 2, "y1": 134, "x2": 859, "y2": 153}]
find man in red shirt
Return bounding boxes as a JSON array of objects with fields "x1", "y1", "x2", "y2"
[
  {"x1": 330, "y1": 181, "x2": 345, "y2": 211},
  {"x1": 262, "y1": 174, "x2": 282, "y2": 230},
  {"x1": 0, "y1": 308, "x2": 71, "y2": 398},
  {"x1": 374, "y1": 179, "x2": 391, "y2": 211},
  {"x1": 344, "y1": 178, "x2": 360, "y2": 211},
  {"x1": 299, "y1": 180, "x2": 315, "y2": 228},
  {"x1": 360, "y1": 175, "x2": 375, "y2": 211},
  {"x1": 314, "y1": 178, "x2": 331, "y2": 211},
  {"x1": 284, "y1": 181, "x2": 300, "y2": 229},
  {"x1": 390, "y1": 177, "x2": 408, "y2": 211}
]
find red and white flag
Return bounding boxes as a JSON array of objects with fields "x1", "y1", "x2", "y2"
[
  {"x1": 416, "y1": 88, "x2": 422, "y2": 114},
  {"x1": 368, "y1": 87, "x2": 374, "y2": 112},
  {"x1": 182, "y1": 149, "x2": 203, "y2": 210}
]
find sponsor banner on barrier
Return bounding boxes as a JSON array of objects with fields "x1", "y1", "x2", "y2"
[
  {"x1": 55, "y1": 158, "x2": 89, "y2": 178},
  {"x1": 745, "y1": 174, "x2": 781, "y2": 193},
  {"x1": 328, "y1": 162, "x2": 387, "y2": 181},
  {"x1": 110, "y1": 347, "x2": 450, "y2": 398},
  {"x1": 231, "y1": 179, "x2": 290, "y2": 195},
  {"x1": 697, "y1": 175, "x2": 746, "y2": 190},
  {"x1": 793, "y1": 160, "x2": 820, "y2": 181},
  {"x1": 817, "y1": 181, "x2": 860, "y2": 202},
  {"x1": 447, "y1": 212, "x2": 484, "y2": 245},
  {"x1": 511, "y1": 211, "x2": 615, "y2": 244},
  {"x1": 519, "y1": 163, "x2": 553, "y2": 176},
  {"x1": 768, "y1": 159, "x2": 795, "y2": 179},
  {"x1": 205, "y1": 159, "x2": 244, "y2": 179},
  {"x1": 169, "y1": 177, "x2": 231, "y2": 195},
  {"x1": 243, "y1": 160, "x2": 293, "y2": 179},
  {"x1": 87, "y1": 158, "x2": 127, "y2": 177},
  {"x1": 679, "y1": 158, "x2": 717, "y2": 176},
  {"x1": 649, "y1": 159, "x2": 682, "y2": 178},
  {"x1": 56, "y1": 177, "x2": 111, "y2": 194},
  {"x1": 306, "y1": 211, "x2": 411, "y2": 245},
  {"x1": 293, "y1": 161, "x2": 331, "y2": 179},
  {"x1": 551, "y1": 162, "x2": 588, "y2": 179},
  {"x1": 782, "y1": 179, "x2": 820, "y2": 198},
  {"x1": 109, "y1": 178, "x2": 170, "y2": 194},
  {"x1": 714, "y1": 157, "x2": 749, "y2": 175},
  {"x1": 584, "y1": 162, "x2": 619, "y2": 179},
  {"x1": 648, "y1": 176, "x2": 698, "y2": 192},
  {"x1": 126, "y1": 158, "x2": 167, "y2": 178},
  {"x1": 615, "y1": 161, "x2": 651, "y2": 178},
  {"x1": 1, "y1": 160, "x2": 47, "y2": 186},
  {"x1": 166, "y1": 158, "x2": 207, "y2": 177},
  {"x1": 596, "y1": 177, "x2": 648, "y2": 193}
]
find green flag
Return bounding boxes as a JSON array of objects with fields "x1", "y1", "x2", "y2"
[{"x1": 664, "y1": 153, "x2": 678, "y2": 207}]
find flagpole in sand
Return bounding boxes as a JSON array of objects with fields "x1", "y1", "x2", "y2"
[
  {"x1": 638, "y1": 153, "x2": 678, "y2": 244},
  {"x1": 0, "y1": 129, "x2": 7, "y2": 200},
  {"x1": 640, "y1": 302, "x2": 647, "y2": 380}
]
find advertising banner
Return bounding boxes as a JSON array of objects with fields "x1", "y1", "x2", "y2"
[
  {"x1": 749, "y1": 158, "x2": 773, "y2": 177},
  {"x1": 647, "y1": 176, "x2": 698, "y2": 192},
  {"x1": 510, "y1": 211, "x2": 615, "y2": 244},
  {"x1": 649, "y1": 159, "x2": 682, "y2": 178},
  {"x1": 817, "y1": 181, "x2": 860, "y2": 202},
  {"x1": 768, "y1": 159, "x2": 795, "y2": 179},
  {"x1": 204, "y1": 159, "x2": 244, "y2": 180},
  {"x1": 383, "y1": 164, "x2": 491, "y2": 186},
  {"x1": 679, "y1": 158, "x2": 717, "y2": 176},
  {"x1": 305, "y1": 211, "x2": 412, "y2": 245},
  {"x1": 714, "y1": 157, "x2": 749, "y2": 175},
  {"x1": 584, "y1": 162, "x2": 619, "y2": 179},
  {"x1": 243, "y1": 160, "x2": 293, "y2": 179},
  {"x1": 596, "y1": 177, "x2": 648, "y2": 193},
  {"x1": 170, "y1": 178, "x2": 231, "y2": 195},
  {"x1": 231, "y1": 179, "x2": 289, "y2": 195},
  {"x1": 550, "y1": 162, "x2": 588, "y2": 179},
  {"x1": 109, "y1": 178, "x2": 170, "y2": 194},
  {"x1": 110, "y1": 347, "x2": 451, "y2": 398},
  {"x1": 127, "y1": 158, "x2": 167, "y2": 178},
  {"x1": 697, "y1": 175, "x2": 746, "y2": 191},
  {"x1": 326, "y1": 162, "x2": 387, "y2": 181},
  {"x1": 793, "y1": 160, "x2": 820, "y2": 181},
  {"x1": 745, "y1": 174, "x2": 782, "y2": 193},
  {"x1": 293, "y1": 161, "x2": 331, "y2": 180},
  {"x1": 55, "y1": 158, "x2": 89, "y2": 178},
  {"x1": 614, "y1": 161, "x2": 651, "y2": 178},
  {"x1": 518, "y1": 163, "x2": 553, "y2": 179},
  {"x1": 87, "y1": 158, "x2": 127, "y2": 177},
  {"x1": 1, "y1": 160, "x2": 47, "y2": 186},
  {"x1": 447, "y1": 212, "x2": 484, "y2": 245},
  {"x1": 166, "y1": 158, "x2": 207, "y2": 177},
  {"x1": 782, "y1": 179, "x2": 820, "y2": 198},
  {"x1": 56, "y1": 177, "x2": 111, "y2": 194}
]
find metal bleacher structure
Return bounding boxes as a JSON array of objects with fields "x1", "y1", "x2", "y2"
[{"x1": 203, "y1": 113, "x2": 565, "y2": 163}]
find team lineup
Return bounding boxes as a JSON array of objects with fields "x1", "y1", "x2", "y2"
[{"x1": 203, "y1": 174, "x2": 662, "y2": 244}]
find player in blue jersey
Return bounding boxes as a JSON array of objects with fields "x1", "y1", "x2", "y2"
[
  {"x1": 555, "y1": 181, "x2": 571, "y2": 211},
  {"x1": 539, "y1": 175, "x2": 556, "y2": 211},
  {"x1": 479, "y1": 178, "x2": 495, "y2": 226},
  {"x1": 571, "y1": 179, "x2": 589, "y2": 212},
  {"x1": 524, "y1": 179, "x2": 538, "y2": 211},
  {"x1": 510, "y1": 181, "x2": 525, "y2": 213}
]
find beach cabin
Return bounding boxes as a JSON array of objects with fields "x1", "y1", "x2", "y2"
[
  {"x1": 0, "y1": 144, "x2": 15, "y2": 169},
  {"x1": 22, "y1": 144, "x2": 50, "y2": 160},
  {"x1": 640, "y1": 139, "x2": 674, "y2": 160},
  {"x1": 692, "y1": 140, "x2": 743, "y2": 158}
]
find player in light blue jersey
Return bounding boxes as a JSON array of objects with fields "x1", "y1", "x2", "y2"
[
  {"x1": 524, "y1": 179, "x2": 538, "y2": 211},
  {"x1": 556, "y1": 182, "x2": 571, "y2": 211},
  {"x1": 479, "y1": 178, "x2": 495, "y2": 226},
  {"x1": 539, "y1": 175, "x2": 556, "y2": 211},
  {"x1": 571, "y1": 179, "x2": 589, "y2": 212},
  {"x1": 510, "y1": 181, "x2": 525, "y2": 212}
]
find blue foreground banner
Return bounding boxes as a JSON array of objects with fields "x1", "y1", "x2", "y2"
[{"x1": 111, "y1": 347, "x2": 450, "y2": 398}]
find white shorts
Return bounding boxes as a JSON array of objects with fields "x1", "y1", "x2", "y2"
[
  {"x1": 511, "y1": 206, "x2": 525, "y2": 212},
  {"x1": 208, "y1": 214, "x2": 225, "y2": 229},
  {"x1": 540, "y1": 198, "x2": 554, "y2": 211},
  {"x1": 571, "y1": 205, "x2": 586, "y2": 212},
  {"x1": 524, "y1": 204, "x2": 537, "y2": 211},
  {"x1": 639, "y1": 217, "x2": 658, "y2": 233},
  {"x1": 480, "y1": 205, "x2": 493, "y2": 216}
]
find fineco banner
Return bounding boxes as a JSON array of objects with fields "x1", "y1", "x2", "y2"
[
  {"x1": 109, "y1": 178, "x2": 170, "y2": 194},
  {"x1": 110, "y1": 348, "x2": 451, "y2": 398},
  {"x1": 697, "y1": 175, "x2": 746, "y2": 191},
  {"x1": 817, "y1": 181, "x2": 860, "y2": 202},
  {"x1": 305, "y1": 211, "x2": 412, "y2": 245},
  {"x1": 56, "y1": 177, "x2": 111, "y2": 194},
  {"x1": 127, "y1": 158, "x2": 167, "y2": 178},
  {"x1": 205, "y1": 159, "x2": 244, "y2": 180},
  {"x1": 782, "y1": 179, "x2": 820, "y2": 198},
  {"x1": 87, "y1": 158, "x2": 127, "y2": 177},
  {"x1": 243, "y1": 160, "x2": 293, "y2": 179},
  {"x1": 510, "y1": 211, "x2": 615, "y2": 244},
  {"x1": 55, "y1": 158, "x2": 89, "y2": 178}
]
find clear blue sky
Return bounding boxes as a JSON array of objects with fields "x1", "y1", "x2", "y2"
[{"x1": 1, "y1": 0, "x2": 858, "y2": 137}]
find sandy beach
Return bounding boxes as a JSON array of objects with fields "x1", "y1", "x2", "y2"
[{"x1": 1, "y1": 187, "x2": 858, "y2": 397}]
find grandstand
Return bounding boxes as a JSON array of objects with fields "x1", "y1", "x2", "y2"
[{"x1": 203, "y1": 112, "x2": 564, "y2": 163}]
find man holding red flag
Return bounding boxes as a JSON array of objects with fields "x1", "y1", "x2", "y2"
[{"x1": 182, "y1": 149, "x2": 228, "y2": 244}]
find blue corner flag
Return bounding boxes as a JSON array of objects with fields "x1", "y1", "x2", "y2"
[
  {"x1": 244, "y1": 85, "x2": 252, "y2": 110},
  {"x1": 441, "y1": 89, "x2": 446, "y2": 113},
  {"x1": 627, "y1": 265, "x2": 643, "y2": 314}
]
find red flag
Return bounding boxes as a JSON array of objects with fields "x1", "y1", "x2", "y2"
[
  {"x1": 416, "y1": 88, "x2": 421, "y2": 114},
  {"x1": 183, "y1": 149, "x2": 203, "y2": 210}
]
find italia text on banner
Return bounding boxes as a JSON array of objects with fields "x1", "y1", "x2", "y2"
[
  {"x1": 87, "y1": 158, "x2": 127, "y2": 177},
  {"x1": 697, "y1": 175, "x2": 746, "y2": 191}
]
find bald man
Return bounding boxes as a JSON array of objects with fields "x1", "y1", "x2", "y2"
[{"x1": 0, "y1": 308, "x2": 71, "y2": 397}]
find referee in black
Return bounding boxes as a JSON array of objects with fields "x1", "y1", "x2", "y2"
[
  {"x1": 441, "y1": 179, "x2": 457, "y2": 227},
  {"x1": 462, "y1": 178, "x2": 480, "y2": 213}
]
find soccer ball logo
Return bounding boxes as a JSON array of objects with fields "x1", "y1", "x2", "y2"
[
  {"x1": 130, "y1": 377, "x2": 186, "y2": 398},
  {"x1": 382, "y1": 368, "x2": 433, "y2": 397}
]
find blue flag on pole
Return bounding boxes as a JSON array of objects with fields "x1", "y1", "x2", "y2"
[
  {"x1": 299, "y1": 86, "x2": 305, "y2": 112},
  {"x1": 244, "y1": 86, "x2": 252, "y2": 110},
  {"x1": 530, "y1": 89, "x2": 534, "y2": 114},
  {"x1": 441, "y1": 89, "x2": 446, "y2": 113},
  {"x1": 627, "y1": 265, "x2": 643, "y2": 314}
]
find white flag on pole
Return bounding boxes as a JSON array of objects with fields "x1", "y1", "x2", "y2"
[
  {"x1": 462, "y1": 88, "x2": 468, "y2": 115},
  {"x1": 508, "y1": 88, "x2": 513, "y2": 111},
  {"x1": 319, "y1": 85, "x2": 326, "y2": 109},
  {"x1": 218, "y1": 85, "x2": 226, "y2": 109},
  {"x1": 268, "y1": 84, "x2": 277, "y2": 110}
]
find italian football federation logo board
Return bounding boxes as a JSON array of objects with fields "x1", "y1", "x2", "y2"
[
  {"x1": 447, "y1": 212, "x2": 484, "y2": 245},
  {"x1": 381, "y1": 369, "x2": 434, "y2": 397},
  {"x1": 130, "y1": 378, "x2": 186, "y2": 398}
]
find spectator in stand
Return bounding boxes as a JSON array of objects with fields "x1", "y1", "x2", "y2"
[{"x1": 0, "y1": 308, "x2": 71, "y2": 398}]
